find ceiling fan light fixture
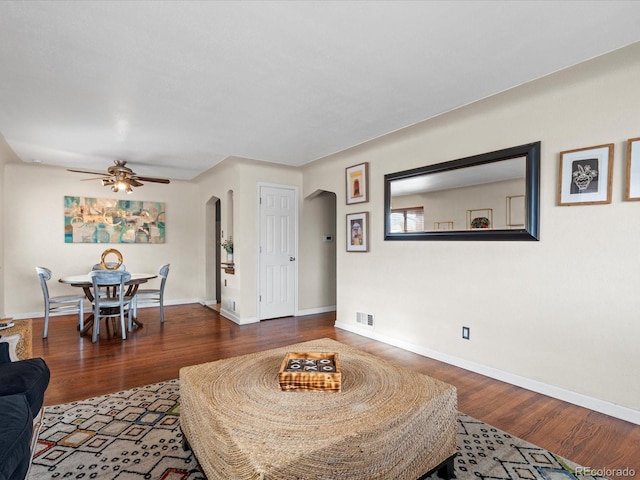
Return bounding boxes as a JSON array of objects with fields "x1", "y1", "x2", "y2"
[
  {"x1": 115, "y1": 179, "x2": 130, "y2": 192},
  {"x1": 68, "y1": 160, "x2": 170, "y2": 193}
]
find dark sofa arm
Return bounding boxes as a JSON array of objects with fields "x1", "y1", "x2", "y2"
[
  {"x1": 0, "y1": 348, "x2": 51, "y2": 419},
  {"x1": 0, "y1": 341, "x2": 13, "y2": 364},
  {"x1": 0, "y1": 393, "x2": 33, "y2": 480}
]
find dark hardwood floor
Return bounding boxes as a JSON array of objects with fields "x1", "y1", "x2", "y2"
[{"x1": 30, "y1": 304, "x2": 638, "y2": 480}]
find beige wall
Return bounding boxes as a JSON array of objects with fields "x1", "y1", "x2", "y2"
[
  {"x1": 0, "y1": 146, "x2": 5, "y2": 317},
  {"x1": 196, "y1": 157, "x2": 304, "y2": 322},
  {"x1": 299, "y1": 190, "x2": 337, "y2": 312},
  {"x1": 303, "y1": 42, "x2": 640, "y2": 419},
  {"x1": 197, "y1": 158, "x2": 238, "y2": 313},
  {"x1": 0, "y1": 138, "x2": 20, "y2": 317},
  {"x1": 3, "y1": 162, "x2": 202, "y2": 317}
]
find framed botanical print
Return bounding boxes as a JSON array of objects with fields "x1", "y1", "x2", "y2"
[
  {"x1": 466, "y1": 208, "x2": 493, "y2": 230},
  {"x1": 558, "y1": 144, "x2": 613, "y2": 206},
  {"x1": 625, "y1": 137, "x2": 640, "y2": 200},
  {"x1": 346, "y1": 212, "x2": 368, "y2": 252},
  {"x1": 346, "y1": 162, "x2": 369, "y2": 204}
]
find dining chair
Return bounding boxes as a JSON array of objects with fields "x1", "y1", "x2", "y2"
[
  {"x1": 89, "y1": 270, "x2": 134, "y2": 343},
  {"x1": 35, "y1": 267, "x2": 86, "y2": 339},
  {"x1": 91, "y1": 263, "x2": 127, "y2": 297},
  {"x1": 92, "y1": 263, "x2": 126, "y2": 271},
  {"x1": 132, "y1": 264, "x2": 170, "y2": 326}
]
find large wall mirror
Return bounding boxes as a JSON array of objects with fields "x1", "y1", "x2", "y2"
[{"x1": 384, "y1": 141, "x2": 540, "y2": 241}]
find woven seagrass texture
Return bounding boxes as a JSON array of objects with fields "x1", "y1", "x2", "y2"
[
  {"x1": 179, "y1": 338, "x2": 458, "y2": 480},
  {"x1": 0, "y1": 318, "x2": 32, "y2": 359}
]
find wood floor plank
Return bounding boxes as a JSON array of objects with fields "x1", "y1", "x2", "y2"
[{"x1": 29, "y1": 304, "x2": 639, "y2": 480}]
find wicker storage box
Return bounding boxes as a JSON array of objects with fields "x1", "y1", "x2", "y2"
[{"x1": 278, "y1": 351, "x2": 341, "y2": 392}]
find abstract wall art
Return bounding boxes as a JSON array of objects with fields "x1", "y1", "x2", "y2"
[{"x1": 64, "y1": 196, "x2": 166, "y2": 243}]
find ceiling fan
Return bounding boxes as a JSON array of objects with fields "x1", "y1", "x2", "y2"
[{"x1": 68, "y1": 160, "x2": 170, "y2": 194}]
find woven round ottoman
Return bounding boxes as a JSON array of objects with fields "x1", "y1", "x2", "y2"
[{"x1": 179, "y1": 338, "x2": 457, "y2": 480}]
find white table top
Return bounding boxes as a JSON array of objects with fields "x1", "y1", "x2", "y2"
[{"x1": 59, "y1": 273, "x2": 157, "y2": 285}]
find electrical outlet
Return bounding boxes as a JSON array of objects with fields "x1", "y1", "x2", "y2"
[{"x1": 462, "y1": 326, "x2": 470, "y2": 340}]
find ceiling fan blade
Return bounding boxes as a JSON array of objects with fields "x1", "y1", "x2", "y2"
[
  {"x1": 80, "y1": 176, "x2": 110, "y2": 181},
  {"x1": 68, "y1": 162, "x2": 170, "y2": 191},
  {"x1": 134, "y1": 176, "x2": 171, "y2": 184},
  {"x1": 67, "y1": 167, "x2": 108, "y2": 175}
]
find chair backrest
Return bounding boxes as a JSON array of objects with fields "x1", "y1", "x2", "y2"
[
  {"x1": 36, "y1": 266, "x2": 52, "y2": 301},
  {"x1": 89, "y1": 270, "x2": 131, "y2": 303},
  {"x1": 159, "y1": 264, "x2": 170, "y2": 278},
  {"x1": 92, "y1": 263, "x2": 127, "y2": 271},
  {"x1": 158, "y1": 264, "x2": 170, "y2": 290}
]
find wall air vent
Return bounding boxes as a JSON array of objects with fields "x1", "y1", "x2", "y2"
[{"x1": 356, "y1": 312, "x2": 374, "y2": 327}]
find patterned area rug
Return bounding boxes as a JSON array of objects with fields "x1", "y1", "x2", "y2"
[{"x1": 28, "y1": 380, "x2": 608, "y2": 480}]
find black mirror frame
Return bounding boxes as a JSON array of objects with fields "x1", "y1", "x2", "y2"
[{"x1": 384, "y1": 141, "x2": 540, "y2": 241}]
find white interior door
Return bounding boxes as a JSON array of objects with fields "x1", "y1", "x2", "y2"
[{"x1": 259, "y1": 185, "x2": 297, "y2": 320}]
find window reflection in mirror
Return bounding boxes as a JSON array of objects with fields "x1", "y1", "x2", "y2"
[
  {"x1": 384, "y1": 142, "x2": 540, "y2": 241},
  {"x1": 390, "y1": 207, "x2": 424, "y2": 232}
]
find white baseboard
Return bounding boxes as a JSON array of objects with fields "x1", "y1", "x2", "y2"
[
  {"x1": 11, "y1": 298, "x2": 200, "y2": 321},
  {"x1": 219, "y1": 308, "x2": 259, "y2": 325},
  {"x1": 334, "y1": 321, "x2": 640, "y2": 426},
  {"x1": 296, "y1": 305, "x2": 336, "y2": 316}
]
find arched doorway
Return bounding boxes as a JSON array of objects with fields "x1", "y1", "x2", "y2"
[
  {"x1": 298, "y1": 189, "x2": 337, "y2": 314},
  {"x1": 205, "y1": 196, "x2": 221, "y2": 307}
]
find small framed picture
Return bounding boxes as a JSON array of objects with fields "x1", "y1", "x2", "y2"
[
  {"x1": 625, "y1": 137, "x2": 640, "y2": 201},
  {"x1": 346, "y1": 162, "x2": 369, "y2": 204},
  {"x1": 466, "y1": 208, "x2": 493, "y2": 229},
  {"x1": 558, "y1": 144, "x2": 614, "y2": 206},
  {"x1": 434, "y1": 221, "x2": 454, "y2": 230},
  {"x1": 506, "y1": 195, "x2": 525, "y2": 227},
  {"x1": 346, "y1": 212, "x2": 368, "y2": 252}
]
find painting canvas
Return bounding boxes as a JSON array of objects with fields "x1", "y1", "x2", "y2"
[
  {"x1": 346, "y1": 162, "x2": 368, "y2": 204},
  {"x1": 558, "y1": 144, "x2": 613, "y2": 206},
  {"x1": 625, "y1": 137, "x2": 640, "y2": 200},
  {"x1": 64, "y1": 196, "x2": 166, "y2": 243},
  {"x1": 346, "y1": 212, "x2": 368, "y2": 252}
]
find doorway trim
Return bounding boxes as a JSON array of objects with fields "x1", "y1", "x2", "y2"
[{"x1": 204, "y1": 195, "x2": 221, "y2": 307}]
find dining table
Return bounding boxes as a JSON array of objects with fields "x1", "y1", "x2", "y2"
[{"x1": 59, "y1": 272, "x2": 157, "y2": 336}]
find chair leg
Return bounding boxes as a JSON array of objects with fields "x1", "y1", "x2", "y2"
[
  {"x1": 127, "y1": 306, "x2": 133, "y2": 335},
  {"x1": 159, "y1": 295, "x2": 165, "y2": 323},
  {"x1": 92, "y1": 307, "x2": 100, "y2": 343},
  {"x1": 120, "y1": 308, "x2": 127, "y2": 340},
  {"x1": 129, "y1": 297, "x2": 136, "y2": 331},
  {"x1": 78, "y1": 301, "x2": 84, "y2": 333},
  {"x1": 43, "y1": 303, "x2": 50, "y2": 339}
]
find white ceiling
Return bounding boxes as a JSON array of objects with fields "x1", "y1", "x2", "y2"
[{"x1": 2, "y1": 1, "x2": 640, "y2": 181}]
